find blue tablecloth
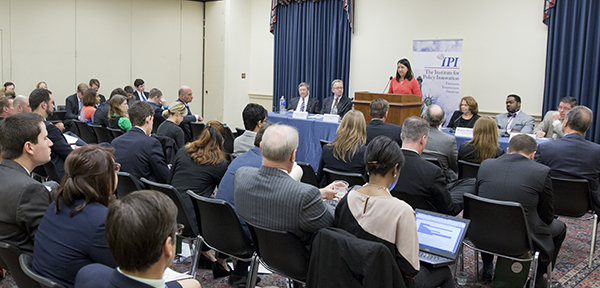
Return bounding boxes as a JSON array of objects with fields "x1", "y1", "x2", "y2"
[
  {"x1": 441, "y1": 128, "x2": 548, "y2": 152},
  {"x1": 267, "y1": 112, "x2": 339, "y2": 170}
]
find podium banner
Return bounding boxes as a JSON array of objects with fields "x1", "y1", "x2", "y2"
[{"x1": 413, "y1": 40, "x2": 463, "y2": 126}]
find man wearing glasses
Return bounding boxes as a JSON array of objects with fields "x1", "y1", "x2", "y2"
[
  {"x1": 534, "y1": 96, "x2": 577, "y2": 139},
  {"x1": 321, "y1": 79, "x2": 352, "y2": 118}
]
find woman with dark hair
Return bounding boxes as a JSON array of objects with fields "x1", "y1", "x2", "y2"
[
  {"x1": 388, "y1": 58, "x2": 422, "y2": 98},
  {"x1": 79, "y1": 89, "x2": 99, "y2": 124},
  {"x1": 458, "y1": 116, "x2": 505, "y2": 163},
  {"x1": 32, "y1": 145, "x2": 119, "y2": 288},
  {"x1": 447, "y1": 96, "x2": 481, "y2": 129},
  {"x1": 108, "y1": 95, "x2": 132, "y2": 132},
  {"x1": 334, "y1": 136, "x2": 454, "y2": 288}
]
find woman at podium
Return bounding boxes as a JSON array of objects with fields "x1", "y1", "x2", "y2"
[
  {"x1": 447, "y1": 96, "x2": 481, "y2": 129},
  {"x1": 388, "y1": 58, "x2": 422, "y2": 98}
]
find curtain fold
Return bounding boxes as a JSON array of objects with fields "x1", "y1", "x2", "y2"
[{"x1": 543, "y1": 0, "x2": 600, "y2": 142}]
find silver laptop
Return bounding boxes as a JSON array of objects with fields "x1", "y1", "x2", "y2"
[{"x1": 415, "y1": 209, "x2": 470, "y2": 267}]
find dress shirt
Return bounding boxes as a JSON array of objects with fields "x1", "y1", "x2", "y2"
[
  {"x1": 506, "y1": 110, "x2": 520, "y2": 132},
  {"x1": 117, "y1": 268, "x2": 165, "y2": 288},
  {"x1": 295, "y1": 94, "x2": 309, "y2": 112}
]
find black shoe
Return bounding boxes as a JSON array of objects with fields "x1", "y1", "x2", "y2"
[
  {"x1": 198, "y1": 254, "x2": 215, "y2": 270},
  {"x1": 480, "y1": 267, "x2": 493, "y2": 282},
  {"x1": 227, "y1": 274, "x2": 261, "y2": 287},
  {"x1": 213, "y1": 262, "x2": 232, "y2": 279}
]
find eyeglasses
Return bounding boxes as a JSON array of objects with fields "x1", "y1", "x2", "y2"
[
  {"x1": 175, "y1": 224, "x2": 184, "y2": 236},
  {"x1": 557, "y1": 104, "x2": 571, "y2": 111},
  {"x1": 114, "y1": 163, "x2": 121, "y2": 172}
]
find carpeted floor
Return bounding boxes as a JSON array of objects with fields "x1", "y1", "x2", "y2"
[{"x1": 2, "y1": 216, "x2": 599, "y2": 287}]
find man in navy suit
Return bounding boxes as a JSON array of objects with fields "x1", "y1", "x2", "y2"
[
  {"x1": 64, "y1": 83, "x2": 89, "y2": 133},
  {"x1": 74, "y1": 191, "x2": 200, "y2": 288},
  {"x1": 535, "y1": 105, "x2": 600, "y2": 212},
  {"x1": 111, "y1": 101, "x2": 170, "y2": 184},
  {"x1": 146, "y1": 88, "x2": 166, "y2": 132},
  {"x1": 321, "y1": 79, "x2": 352, "y2": 118},
  {"x1": 365, "y1": 98, "x2": 402, "y2": 146},
  {"x1": 132, "y1": 79, "x2": 149, "y2": 102},
  {"x1": 287, "y1": 82, "x2": 320, "y2": 114}
]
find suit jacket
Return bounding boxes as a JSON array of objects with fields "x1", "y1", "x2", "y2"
[
  {"x1": 366, "y1": 119, "x2": 402, "y2": 147},
  {"x1": 422, "y1": 126, "x2": 458, "y2": 182},
  {"x1": 111, "y1": 127, "x2": 170, "y2": 184},
  {"x1": 476, "y1": 153, "x2": 555, "y2": 265},
  {"x1": 65, "y1": 93, "x2": 81, "y2": 120},
  {"x1": 131, "y1": 91, "x2": 149, "y2": 102},
  {"x1": 535, "y1": 133, "x2": 600, "y2": 211},
  {"x1": 391, "y1": 150, "x2": 461, "y2": 216},
  {"x1": 45, "y1": 120, "x2": 73, "y2": 180},
  {"x1": 287, "y1": 96, "x2": 320, "y2": 114},
  {"x1": 0, "y1": 159, "x2": 52, "y2": 254},
  {"x1": 533, "y1": 110, "x2": 565, "y2": 139},
  {"x1": 233, "y1": 131, "x2": 256, "y2": 157},
  {"x1": 176, "y1": 99, "x2": 197, "y2": 143},
  {"x1": 234, "y1": 165, "x2": 334, "y2": 244},
  {"x1": 321, "y1": 95, "x2": 352, "y2": 118},
  {"x1": 495, "y1": 110, "x2": 535, "y2": 134},
  {"x1": 317, "y1": 144, "x2": 367, "y2": 188},
  {"x1": 93, "y1": 101, "x2": 110, "y2": 127},
  {"x1": 75, "y1": 263, "x2": 181, "y2": 288}
]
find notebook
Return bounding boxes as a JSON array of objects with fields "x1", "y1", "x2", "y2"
[{"x1": 415, "y1": 209, "x2": 470, "y2": 267}]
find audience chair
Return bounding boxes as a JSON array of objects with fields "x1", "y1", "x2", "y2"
[
  {"x1": 190, "y1": 122, "x2": 206, "y2": 141},
  {"x1": 106, "y1": 127, "x2": 124, "y2": 139},
  {"x1": 19, "y1": 254, "x2": 66, "y2": 288},
  {"x1": 115, "y1": 172, "x2": 144, "y2": 199},
  {"x1": 422, "y1": 157, "x2": 443, "y2": 168},
  {"x1": 297, "y1": 162, "x2": 319, "y2": 187},
  {"x1": 73, "y1": 120, "x2": 98, "y2": 144},
  {"x1": 187, "y1": 193, "x2": 260, "y2": 288},
  {"x1": 320, "y1": 139, "x2": 331, "y2": 149},
  {"x1": 458, "y1": 160, "x2": 480, "y2": 179},
  {"x1": 56, "y1": 105, "x2": 67, "y2": 111},
  {"x1": 141, "y1": 179, "x2": 202, "y2": 278},
  {"x1": 0, "y1": 242, "x2": 47, "y2": 288},
  {"x1": 223, "y1": 125, "x2": 235, "y2": 154},
  {"x1": 47, "y1": 111, "x2": 66, "y2": 122},
  {"x1": 322, "y1": 167, "x2": 366, "y2": 187},
  {"x1": 462, "y1": 193, "x2": 540, "y2": 287},
  {"x1": 247, "y1": 224, "x2": 309, "y2": 285},
  {"x1": 89, "y1": 124, "x2": 113, "y2": 143},
  {"x1": 235, "y1": 127, "x2": 245, "y2": 138},
  {"x1": 551, "y1": 177, "x2": 596, "y2": 268}
]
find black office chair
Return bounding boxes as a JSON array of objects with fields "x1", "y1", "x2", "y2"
[
  {"x1": 247, "y1": 224, "x2": 309, "y2": 284},
  {"x1": 462, "y1": 193, "x2": 540, "y2": 287},
  {"x1": 106, "y1": 127, "x2": 125, "y2": 139},
  {"x1": 458, "y1": 160, "x2": 480, "y2": 179},
  {"x1": 141, "y1": 179, "x2": 202, "y2": 278},
  {"x1": 235, "y1": 127, "x2": 246, "y2": 138},
  {"x1": 322, "y1": 167, "x2": 366, "y2": 187},
  {"x1": 223, "y1": 125, "x2": 235, "y2": 154},
  {"x1": 47, "y1": 111, "x2": 66, "y2": 122},
  {"x1": 190, "y1": 122, "x2": 206, "y2": 141},
  {"x1": 320, "y1": 139, "x2": 331, "y2": 149},
  {"x1": 73, "y1": 120, "x2": 98, "y2": 144},
  {"x1": 115, "y1": 172, "x2": 144, "y2": 199},
  {"x1": 0, "y1": 242, "x2": 48, "y2": 288},
  {"x1": 297, "y1": 162, "x2": 319, "y2": 187},
  {"x1": 89, "y1": 124, "x2": 113, "y2": 143},
  {"x1": 551, "y1": 177, "x2": 596, "y2": 268},
  {"x1": 19, "y1": 254, "x2": 66, "y2": 288},
  {"x1": 422, "y1": 157, "x2": 443, "y2": 168},
  {"x1": 187, "y1": 193, "x2": 260, "y2": 288}
]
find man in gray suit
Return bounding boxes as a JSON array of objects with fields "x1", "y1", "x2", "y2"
[
  {"x1": 422, "y1": 105, "x2": 458, "y2": 183},
  {"x1": 534, "y1": 96, "x2": 577, "y2": 140},
  {"x1": 234, "y1": 124, "x2": 336, "y2": 244},
  {"x1": 495, "y1": 94, "x2": 535, "y2": 134}
]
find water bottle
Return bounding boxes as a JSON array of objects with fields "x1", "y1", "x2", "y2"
[{"x1": 279, "y1": 96, "x2": 286, "y2": 114}]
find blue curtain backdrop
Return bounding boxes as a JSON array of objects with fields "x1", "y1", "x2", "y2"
[
  {"x1": 272, "y1": 0, "x2": 352, "y2": 112},
  {"x1": 543, "y1": 0, "x2": 600, "y2": 142}
]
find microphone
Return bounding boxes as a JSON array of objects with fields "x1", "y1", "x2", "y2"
[{"x1": 382, "y1": 76, "x2": 393, "y2": 93}]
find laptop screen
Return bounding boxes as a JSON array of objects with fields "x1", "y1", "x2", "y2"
[{"x1": 415, "y1": 209, "x2": 470, "y2": 258}]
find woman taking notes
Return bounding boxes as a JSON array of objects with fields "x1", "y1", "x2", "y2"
[{"x1": 388, "y1": 58, "x2": 422, "y2": 98}]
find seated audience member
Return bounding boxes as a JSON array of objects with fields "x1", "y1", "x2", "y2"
[
  {"x1": 476, "y1": 134, "x2": 566, "y2": 288},
  {"x1": 317, "y1": 110, "x2": 367, "y2": 187},
  {"x1": 31, "y1": 88, "x2": 74, "y2": 180},
  {"x1": 3, "y1": 89, "x2": 15, "y2": 99},
  {"x1": 123, "y1": 85, "x2": 135, "y2": 106},
  {"x1": 94, "y1": 88, "x2": 127, "y2": 127},
  {"x1": 388, "y1": 58, "x2": 422, "y2": 98},
  {"x1": 74, "y1": 191, "x2": 201, "y2": 288},
  {"x1": 79, "y1": 89, "x2": 99, "y2": 124},
  {"x1": 157, "y1": 102, "x2": 188, "y2": 151},
  {"x1": 13, "y1": 94, "x2": 32, "y2": 114},
  {"x1": 146, "y1": 88, "x2": 166, "y2": 130},
  {"x1": 4, "y1": 81, "x2": 15, "y2": 91},
  {"x1": 132, "y1": 78, "x2": 148, "y2": 102},
  {"x1": 112, "y1": 101, "x2": 169, "y2": 184},
  {"x1": 235, "y1": 124, "x2": 337, "y2": 244},
  {"x1": 423, "y1": 104, "x2": 458, "y2": 183},
  {"x1": 534, "y1": 96, "x2": 577, "y2": 140},
  {"x1": 88, "y1": 78, "x2": 106, "y2": 103},
  {"x1": 0, "y1": 113, "x2": 53, "y2": 254},
  {"x1": 365, "y1": 98, "x2": 402, "y2": 146},
  {"x1": 335, "y1": 135, "x2": 454, "y2": 288},
  {"x1": 32, "y1": 145, "x2": 118, "y2": 287},
  {"x1": 0, "y1": 96, "x2": 15, "y2": 121},
  {"x1": 177, "y1": 86, "x2": 203, "y2": 142},
  {"x1": 535, "y1": 106, "x2": 600, "y2": 212},
  {"x1": 36, "y1": 81, "x2": 47, "y2": 89},
  {"x1": 233, "y1": 103, "x2": 267, "y2": 157},
  {"x1": 391, "y1": 116, "x2": 462, "y2": 216},
  {"x1": 321, "y1": 79, "x2": 352, "y2": 117},
  {"x1": 447, "y1": 96, "x2": 480, "y2": 129},
  {"x1": 458, "y1": 116, "x2": 505, "y2": 164},
  {"x1": 495, "y1": 94, "x2": 535, "y2": 134},
  {"x1": 64, "y1": 83, "x2": 89, "y2": 133},
  {"x1": 287, "y1": 82, "x2": 319, "y2": 113},
  {"x1": 108, "y1": 95, "x2": 132, "y2": 132}
]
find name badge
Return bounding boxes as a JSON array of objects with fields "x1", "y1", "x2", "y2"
[{"x1": 292, "y1": 111, "x2": 309, "y2": 119}]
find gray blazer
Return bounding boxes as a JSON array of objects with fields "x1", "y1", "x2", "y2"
[
  {"x1": 422, "y1": 127, "x2": 458, "y2": 182},
  {"x1": 234, "y1": 165, "x2": 334, "y2": 244},
  {"x1": 534, "y1": 111, "x2": 564, "y2": 139},
  {"x1": 495, "y1": 110, "x2": 535, "y2": 134}
]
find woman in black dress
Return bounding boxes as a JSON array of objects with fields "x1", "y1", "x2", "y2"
[
  {"x1": 157, "y1": 101, "x2": 188, "y2": 150},
  {"x1": 447, "y1": 96, "x2": 481, "y2": 129},
  {"x1": 458, "y1": 116, "x2": 504, "y2": 163}
]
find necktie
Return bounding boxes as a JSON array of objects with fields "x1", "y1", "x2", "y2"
[
  {"x1": 332, "y1": 97, "x2": 339, "y2": 114},
  {"x1": 300, "y1": 98, "x2": 305, "y2": 112},
  {"x1": 506, "y1": 113, "x2": 516, "y2": 132}
]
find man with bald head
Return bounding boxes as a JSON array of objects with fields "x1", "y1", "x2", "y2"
[
  {"x1": 177, "y1": 86, "x2": 203, "y2": 142},
  {"x1": 422, "y1": 105, "x2": 458, "y2": 183},
  {"x1": 13, "y1": 95, "x2": 31, "y2": 114}
]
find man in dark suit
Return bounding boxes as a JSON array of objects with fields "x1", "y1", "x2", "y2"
[
  {"x1": 476, "y1": 134, "x2": 566, "y2": 288},
  {"x1": 287, "y1": 82, "x2": 319, "y2": 114},
  {"x1": 88, "y1": 78, "x2": 106, "y2": 104},
  {"x1": 422, "y1": 104, "x2": 458, "y2": 183},
  {"x1": 321, "y1": 79, "x2": 352, "y2": 118},
  {"x1": 535, "y1": 106, "x2": 600, "y2": 212},
  {"x1": 177, "y1": 85, "x2": 203, "y2": 142},
  {"x1": 94, "y1": 88, "x2": 127, "y2": 127},
  {"x1": 365, "y1": 98, "x2": 402, "y2": 146},
  {"x1": 74, "y1": 191, "x2": 200, "y2": 288},
  {"x1": 146, "y1": 88, "x2": 166, "y2": 133},
  {"x1": 31, "y1": 88, "x2": 73, "y2": 180},
  {"x1": 391, "y1": 116, "x2": 462, "y2": 216},
  {"x1": 64, "y1": 83, "x2": 89, "y2": 133},
  {"x1": 0, "y1": 113, "x2": 53, "y2": 254},
  {"x1": 111, "y1": 101, "x2": 170, "y2": 184},
  {"x1": 132, "y1": 78, "x2": 149, "y2": 102}
]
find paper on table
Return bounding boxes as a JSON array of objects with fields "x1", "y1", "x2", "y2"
[{"x1": 63, "y1": 133, "x2": 79, "y2": 145}]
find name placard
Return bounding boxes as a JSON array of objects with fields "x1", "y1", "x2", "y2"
[
  {"x1": 292, "y1": 111, "x2": 309, "y2": 119},
  {"x1": 455, "y1": 127, "x2": 473, "y2": 138},
  {"x1": 322, "y1": 114, "x2": 340, "y2": 123}
]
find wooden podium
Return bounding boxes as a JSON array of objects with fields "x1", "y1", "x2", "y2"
[{"x1": 352, "y1": 91, "x2": 422, "y2": 126}]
